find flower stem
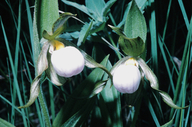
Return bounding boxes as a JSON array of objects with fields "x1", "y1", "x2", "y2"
[{"x1": 38, "y1": 85, "x2": 51, "y2": 127}]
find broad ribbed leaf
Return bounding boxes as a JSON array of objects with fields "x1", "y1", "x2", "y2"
[
  {"x1": 34, "y1": 0, "x2": 59, "y2": 39},
  {"x1": 117, "y1": 0, "x2": 147, "y2": 27},
  {"x1": 124, "y1": 0, "x2": 147, "y2": 42}
]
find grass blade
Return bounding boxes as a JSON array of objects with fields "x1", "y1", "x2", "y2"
[{"x1": 1, "y1": 17, "x2": 28, "y2": 127}]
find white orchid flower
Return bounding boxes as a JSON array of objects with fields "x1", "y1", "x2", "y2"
[
  {"x1": 112, "y1": 58, "x2": 141, "y2": 93},
  {"x1": 51, "y1": 41, "x2": 85, "y2": 78}
]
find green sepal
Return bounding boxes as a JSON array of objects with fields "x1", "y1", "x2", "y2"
[
  {"x1": 109, "y1": 25, "x2": 145, "y2": 56},
  {"x1": 42, "y1": 30, "x2": 54, "y2": 41},
  {"x1": 52, "y1": 12, "x2": 76, "y2": 34},
  {"x1": 137, "y1": 58, "x2": 188, "y2": 109},
  {"x1": 42, "y1": 12, "x2": 76, "y2": 41},
  {"x1": 118, "y1": 36, "x2": 145, "y2": 56}
]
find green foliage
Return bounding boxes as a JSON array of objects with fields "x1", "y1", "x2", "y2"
[
  {"x1": 109, "y1": 0, "x2": 147, "y2": 57},
  {"x1": 52, "y1": 56, "x2": 109, "y2": 127},
  {"x1": 0, "y1": 0, "x2": 191, "y2": 127},
  {"x1": 0, "y1": 118, "x2": 15, "y2": 127}
]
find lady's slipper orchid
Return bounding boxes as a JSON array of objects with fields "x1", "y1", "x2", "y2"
[
  {"x1": 51, "y1": 46, "x2": 85, "y2": 78},
  {"x1": 112, "y1": 58, "x2": 141, "y2": 94}
]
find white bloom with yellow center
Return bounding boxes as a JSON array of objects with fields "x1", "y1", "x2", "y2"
[
  {"x1": 112, "y1": 58, "x2": 141, "y2": 93},
  {"x1": 51, "y1": 46, "x2": 85, "y2": 78}
]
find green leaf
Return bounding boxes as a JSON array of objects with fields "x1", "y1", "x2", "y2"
[
  {"x1": 148, "y1": 99, "x2": 160, "y2": 126},
  {"x1": 101, "y1": 0, "x2": 117, "y2": 17},
  {"x1": 117, "y1": 0, "x2": 147, "y2": 28},
  {"x1": 124, "y1": 0, "x2": 147, "y2": 42},
  {"x1": 161, "y1": 110, "x2": 177, "y2": 127},
  {"x1": 62, "y1": 0, "x2": 92, "y2": 19},
  {"x1": 62, "y1": 0, "x2": 107, "y2": 34},
  {"x1": 53, "y1": 56, "x2": 110, "y2": 127},
  {"x1": 32, "y1": 0, "x2": 41, "y2": 71},
  {"x1": 0, "y1": 118, "x2": 16, "y2": 127},
  {"x1": 109, "y1": 25, "x2": 145, "y2": 56},
  {"x1": 34, "y1": 0, "x2": 59, "y2": 39},
  {"x1": 85, "y1": 0, "x2": 105, "y2": 21},
  {"x1": 90, "y1": 21, "x2": 106, "y2": 34},
  {"x1": 31, "y1": 1, "x2": 59, "y2": 127},
  {"x1": 61, "y1": 98, "x2": 95, "y2": 127},
  {"x1": 89, "y1": 80, "x2": 107, "y2": 98},
  {"x1": 100, "y1": 59, "x2": 123, "y2": 127},
  {"x1": 77, "y1": 21, "x2": 93, "y2": 46},
  {"x1": 108, "y1": 25, "x2": 125, "y2": 36}
]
